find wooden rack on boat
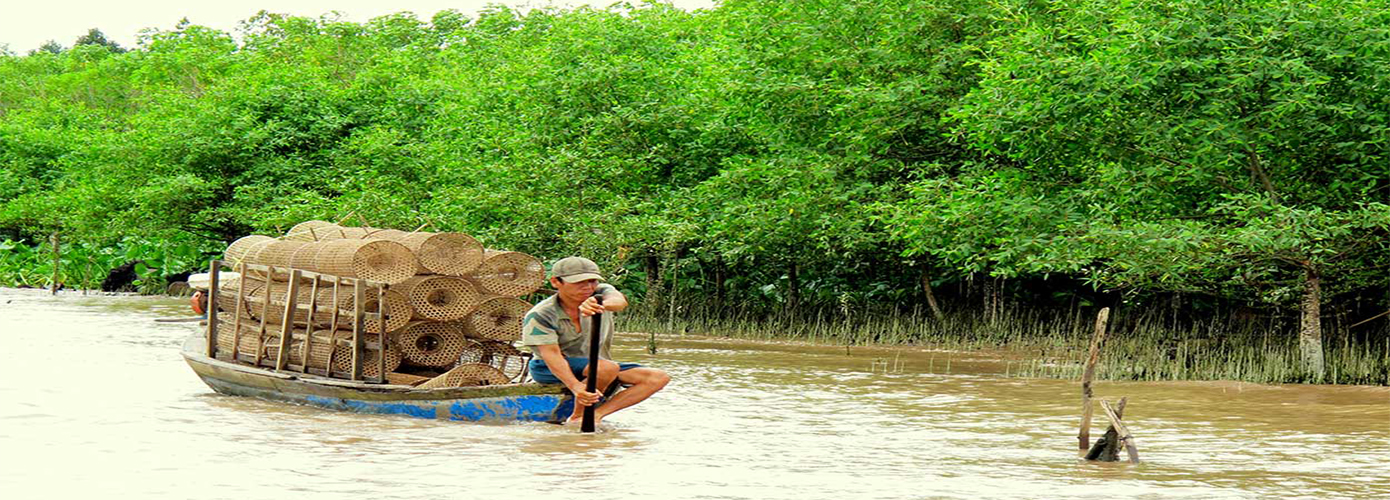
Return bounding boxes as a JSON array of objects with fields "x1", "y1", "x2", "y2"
[{"x1": 204, "y1": 260, "x2": 393, "y2": 383}]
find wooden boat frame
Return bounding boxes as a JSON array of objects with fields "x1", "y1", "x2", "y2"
[{"x1": 182, "y1": 260, "x2": 568, "y2": 422}]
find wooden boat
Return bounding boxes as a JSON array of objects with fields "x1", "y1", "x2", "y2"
[
  {"x1": 182, "y1": 333, "x2": 570, "y2": 422},
  {"x1": 181, "y1": 260, "x2": 571, "y2": 423}
]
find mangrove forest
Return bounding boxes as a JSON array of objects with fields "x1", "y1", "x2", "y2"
[{"x1": 2, "y1": 0, "x2": 1388, "y2": 384}]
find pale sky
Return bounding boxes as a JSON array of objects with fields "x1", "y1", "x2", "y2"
[{"x1": 0, "y1": 0, "x2": 718, "y2": 54}]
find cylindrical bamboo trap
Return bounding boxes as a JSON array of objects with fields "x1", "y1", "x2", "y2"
[
  {"x1": 309, "y1": 224, "x2": 352, "y2": 241},
  {"x1": 243, "y1": 280, "x2": 322, "y2": 327},
  {"x1": 470, "y1": 250, "x2": 545, "y2": 296},
  {"x1": 336, "y1": 226, "x2": 377, "y2": 239},
  {"x1": 329, "y1": 332, "x2": 402, "y2": 378},
  {"x1": 462, "y1": 296, "x2": 530, "y2": 342},
  {"x1": 214, "y1": 320, "x2": 278, "y2": 359},
  {"x1": 458, "y1": 340, "x2": 529, "y2": 382},
  {"x1": 284, "y1": 220, "x2": 337, "y2": 242},
  {"x1": 401, "y1": 232, "x2": 485, "y2": 276},
  {"x1": 396, "y1": 321, "x2": 468, "y2": 368},
  {"x1": 250, "y1": 239, "x2": 311, "y2": 281},
  {"x1": 362, "y1": 289, "x2": 411, "y2": 334},
  {"x1": 418, "y1": 363, "x2": 510, "y2": 389},
  {"x1": 396, "y1": 275, "x2": 483, "y2": 321},
  {"x1": 224, "y1": 235, "x2": 275, "y2": 269},
  {"x1": 313, "y1": 239, "x2": 417, "y2": 285},
  {"x1": 288, "y1": 241, "x2": 326, "y2": 273},
  {"x1": 285, "y1": 329, "x2": 339, "y2": 371},
  {"x1": 216, "y1": 276, "x2": 265, "y2": 317}
]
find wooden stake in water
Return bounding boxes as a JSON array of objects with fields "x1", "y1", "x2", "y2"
[
  {"x1": 1078, "y1": 307, "x2": 1111, "y2": 454},
  {"x1": 49, "y1": 232, "x2": 60, "y2": 295}
]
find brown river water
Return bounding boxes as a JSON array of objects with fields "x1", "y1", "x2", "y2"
[{"x1": 1, "y1": 288, "x2": 1386, "y2": 499}]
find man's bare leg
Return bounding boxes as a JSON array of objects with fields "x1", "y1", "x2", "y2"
[
  {"x1": 591, "y1": 367, "x2": 670, "y2": 425},
  {"x1": 567, "y1": 359, "x2": 620, "y2": 423}
]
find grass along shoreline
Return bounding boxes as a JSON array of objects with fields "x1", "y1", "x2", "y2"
[{"x1": 621, "y1": 306, "x2": 1390, "y2": 386}]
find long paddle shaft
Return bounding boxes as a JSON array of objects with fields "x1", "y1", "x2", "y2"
[{"x1": 581, "y1": 295, "x2": 604, "y2": 433}]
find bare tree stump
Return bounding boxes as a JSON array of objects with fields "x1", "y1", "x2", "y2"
[
  {"x1": 1099, "y1": 398, "x2": 1140, "y2": 463},
  {"x1": 1084, "y1": 397, "x2": 1127, "y2": 461}
]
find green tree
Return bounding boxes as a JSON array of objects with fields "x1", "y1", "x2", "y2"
[
  {"x1": 74, "y1": 28, "x2": 126, "y2": 53},
  {"x1": 943, "y1": 0, "x2": 1390, "y2": 377}
]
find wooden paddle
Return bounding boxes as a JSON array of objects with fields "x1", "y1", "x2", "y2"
[{"x1": 581, "y1": 295, "x2": 604, "y2": 433}]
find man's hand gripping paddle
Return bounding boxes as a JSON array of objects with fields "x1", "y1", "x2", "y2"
[{"x1": 581, "y1": 295, "x2": 603, "y2": 433}]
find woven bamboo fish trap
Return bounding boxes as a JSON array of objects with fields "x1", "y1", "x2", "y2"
[
  {"x1": 362, "y1": 289, "x2": 411, "y2": 333},
  {"x1": 396, "y1": 321, "x2": 468, "y2": 368},
  {"x1": 462, "y1": 296, "x2": 530, "y2": 342},
  {"x1": 284, "y1": 220, "x2": 337, "y2": 242},
  {"x1": 396, "y1": 276, "x2": 482, "y2": 321},
  {"x1": 250, "y1": 239, "x2": 311, "y2": 281},
  {"x1": 215, "y1": 321, "x2": 277, "y2": 359},
  {"x1": 285, "y1": 329, "x2": 338, "y2": 371},
  {"x1": 458, "y1": 340, "x2": 529, "y2": 382},
  {"x1": 337, "y1": 226, "x2": 377, "y2": 239},
  {"x1": 401, "y1": 232, "x2": 485, "y2": 276},
  {"x1": 288, "y1": 242, "x2": 326, "y2": 272},
  {"x1": 328, "y1": 332, "x2": 402, "y2": 378},
  {"x1": 224, "y1": 235, "x2": 275, "y2": 269},
  {"x1": 216, "y1": 276, "x2": 264, "y2": 317},
  {"x1": 312, "y1": 239, "x2": 417, "y2": 285},
  {"x1": 242, "y1": 280, "x2": 321, "y2": 326},
  {"x1": 418, "y1": 363, "x2": 510, "y2": 389},
  {"x1": 471, "y1": 250, "x2": 545, "y2": 296},
  {"x1": 307, "y1": 224, "x2": 352, "y2": 241}
]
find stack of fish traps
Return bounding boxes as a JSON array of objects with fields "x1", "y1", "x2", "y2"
[{"x1": 215, "y1": 221, "x2": 545, "y2": 389}]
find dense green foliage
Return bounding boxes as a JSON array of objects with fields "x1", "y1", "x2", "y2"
[{"x1": 1, "y1": 0, "x2": 1387, "y2": 381}]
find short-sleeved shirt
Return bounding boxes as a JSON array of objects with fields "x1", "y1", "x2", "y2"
[{"x1": 521, "y1": 283, "x2": 618, "y2": 359}]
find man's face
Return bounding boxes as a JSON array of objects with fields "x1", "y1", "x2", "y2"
[{"x1": 552, "y1": 277, "x2": 599, "y2": 304}]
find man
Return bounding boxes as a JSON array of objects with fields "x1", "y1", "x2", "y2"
[{"x1": 522, "y1": 256, "x2": 670, "y2": 426}]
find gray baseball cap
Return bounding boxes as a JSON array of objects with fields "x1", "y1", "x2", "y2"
[{"x1": 550, "y1": 256, "x2": 604, "y2": 283}]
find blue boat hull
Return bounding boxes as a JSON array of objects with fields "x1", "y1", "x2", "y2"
[{"x1": 183, "y1": 334, "x2": 569, "y2": 423}]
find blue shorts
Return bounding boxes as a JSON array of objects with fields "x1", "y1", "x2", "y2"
[{"x1": 529, "y1": 357, "x2": 642, "y2": 385}]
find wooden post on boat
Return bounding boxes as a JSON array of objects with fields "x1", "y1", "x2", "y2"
[
  {"x1": 377, "y1": 284, "x2": 387, "y2": 382},
  {"x1": 254, "y1": 273, "x2": 274, "y2": 367},
  {"x1": 231, "y1": 262, "x2": 247, "y2": 360},
  {"x1": 275, "y1": 269, "x2": 301, "y2": 371},
  {"x1": 205, "y1": 260, "x2": 222, "y2": 358},
  {"x1": 49, "y1": 232, "x2": 60, "y2": 295},
  {"x1": 1078, "y1": 307, "x2": 1110, "y2": 454},
  {"x1": 351, "y1": 279, "x2": 365, "y2": 381}
]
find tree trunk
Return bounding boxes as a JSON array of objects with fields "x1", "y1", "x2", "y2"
[
  {"x1": 1300, "y1": 268, "x2": 1325, "y2": 380},
  {"x1": 921, "y1": 270, "x2": 945, "y2": 321},
  {"x1": 50, "y1": 232, "x2": 61, "y2": 295},
  {"x1": 714, "y1": 257, "x2": 726, "y2": 313},
  {"x1": 644, "y1": 253, "x2": 662, "y2": 311},
  {"x1": 786, "y1": 263, "x2": 800, "y2": 312}
]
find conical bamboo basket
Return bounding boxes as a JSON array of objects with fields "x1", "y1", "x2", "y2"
[
  {"x1": 458, "y1": 340, "x2": 529, "y2": 382},
  {"x1": 395, "y1": 275, "x2": 483, "y2": 321},
  {"x1": 224, "y1": 235, "x2": 275, "y2": 270},
  {"x1": 285, "y1": 220, "x2": 337, "y2": 242},
  {"x1": 462, "y1": 296, "x2": 530, "y2": 342},
  {"x1": 312, "y1": 239, "x2": 417, "y2": 285},
  {"x1": 470, "y1": 250, "x2": 545, "y2": 296},
  {"x1": 250, "y1": 239, "x2": 310, "y2": 281},
  {"x1": 418, "y1": 363, "x2": 510, "y2": 389},
  {"x1": 396, "y1": 321, "x2": 468, "y2": 368},
  {"x1": 361, "y1": 289, "x2": 411, "y2": 334},
  {"x1": 329, "y1": 332, "x2": 402, "y2": 378}
]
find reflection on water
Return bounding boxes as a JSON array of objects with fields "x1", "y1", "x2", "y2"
[{"x1": 1, "y1": 287, "x2": 1386, "y2": 499}]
